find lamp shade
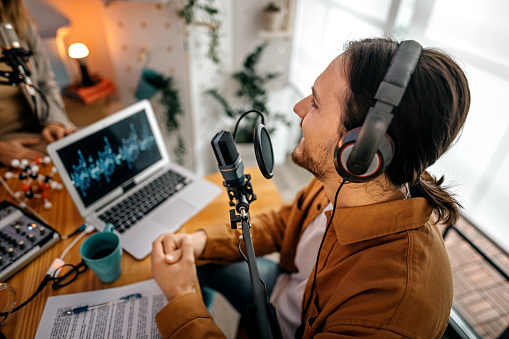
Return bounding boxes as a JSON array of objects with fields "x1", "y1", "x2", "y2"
[{"x1": 68, "y1": 43, "x2": 89, "y2": 59}]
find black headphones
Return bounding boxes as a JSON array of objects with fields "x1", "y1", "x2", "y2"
[{"x1": 333, "y1": 40, "x2": 423, "y2": 183}]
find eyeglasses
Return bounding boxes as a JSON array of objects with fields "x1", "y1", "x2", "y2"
[
  {"x1": 0, "y1": 283, "x2": 16, "y2": 326},
  {"x1": 51, "y1": 261, "x2": 88, "y2": 289}
]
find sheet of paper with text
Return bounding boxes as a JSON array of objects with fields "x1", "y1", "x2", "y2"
[{"x1": 35, "y1": 279, "x2": 167, "y2": 339}]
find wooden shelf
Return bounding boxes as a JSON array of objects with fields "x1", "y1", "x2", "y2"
[{"x1": 259, "y1": 30, "x2": 293, "y2": 39}]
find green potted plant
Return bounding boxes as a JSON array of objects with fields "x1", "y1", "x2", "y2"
[
  {"x1": 261, "y1": 1, "x2": 283, "y2": 31},
  {"x1": 206, "y1": 42, "x2": 290, "y2": 143}
]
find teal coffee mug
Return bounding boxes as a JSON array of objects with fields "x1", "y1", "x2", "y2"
[{"x1": 80, "y1": 224, "x2": 122, "y2": 283}]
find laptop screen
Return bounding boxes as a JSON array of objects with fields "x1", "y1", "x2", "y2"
[{"x1": 55, "y1": 109, "x2": 163, "y2": 208}]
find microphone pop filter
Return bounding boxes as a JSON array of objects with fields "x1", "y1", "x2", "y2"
[{"x1": 254, "y1": 124, "x2": 274, "y2": 179}]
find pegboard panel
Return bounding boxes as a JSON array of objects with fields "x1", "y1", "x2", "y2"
[
  {"x1": 101, "y1": 2, "x2": 194, "y2": 169},
  {"x1": 101, "y1": 2, "x2": 186, "y2": 106}
]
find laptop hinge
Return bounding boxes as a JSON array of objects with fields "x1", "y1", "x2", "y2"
[{"x1": 122, "y1": 180, "x2": 136, "y2": 193}]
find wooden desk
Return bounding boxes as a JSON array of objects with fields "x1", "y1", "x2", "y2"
[{"x1": 0, "y1": 167, "x2": 283, "y2": 338}]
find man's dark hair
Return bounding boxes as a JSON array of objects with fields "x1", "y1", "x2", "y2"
[{"x1": 342, "y1": 38, "x2": 471, "y2": 225}]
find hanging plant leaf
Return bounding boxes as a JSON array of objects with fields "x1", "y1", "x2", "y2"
[
  {"x1": 177, "y1": 0, "x2": 222, "y2": 65},
  {"x1": 177, "y1": 0, "x2": 196, "y2": 24},
  {"x1": 160, "y1": 76, "x2": 183, "y2": 134}
]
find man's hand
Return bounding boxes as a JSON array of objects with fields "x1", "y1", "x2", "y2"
[
  {"x1": 0, "y1": 138, "x2": 45, "y2": 166},
  {"x1": 189, "y1": 230, "x2": 207, "y2": 258},
  {"x1": 151, "y1": 233, "x2": 198, "y2": 301},
  {"x1": 41, "y1": 123, "x2": 75, "y2": 143}
]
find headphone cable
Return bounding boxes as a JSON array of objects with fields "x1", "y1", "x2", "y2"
[{"x1": 298, "y1": 178, "x2": 348, "y2": 336}]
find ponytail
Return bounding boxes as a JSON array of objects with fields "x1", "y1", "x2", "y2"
[{"x1": 409, "y1": 171, "x2": 461, "y2": 225}]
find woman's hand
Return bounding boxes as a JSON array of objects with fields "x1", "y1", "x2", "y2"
[
  {"x1": 0, "y1": 138, "x2": 45, "y2": 166},
  {"x1": 41, "y1": 123, "x2": 75, "y2": 143}
]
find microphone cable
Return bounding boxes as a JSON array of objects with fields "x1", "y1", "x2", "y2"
[
  {"x1": 0, "y1": 225, "x2": 94, "y2": 319},
  {"x1": 233, "y1": 109, "x2": 265, "y2": 140},
  {"x1": 237, "y1": 235, "x2": 271, "y2": 304},
  {"x1": 32, "y1": 85, "x2": 50, "y2": 125}
]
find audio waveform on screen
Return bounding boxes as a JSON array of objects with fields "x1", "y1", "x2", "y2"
[{"x1": 69, "y1": 123, "x2": 156, "y2": 197}]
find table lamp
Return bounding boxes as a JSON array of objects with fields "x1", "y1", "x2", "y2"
[{"x1": 68, "y1": 43, "x2": 95, "y2": 87}]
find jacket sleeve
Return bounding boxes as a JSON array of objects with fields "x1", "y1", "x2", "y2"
[
  {"x1": 26, "y1": 24, "x2": 75, "y2": 128},
  {"x1": 197, "y1": 203, "x2": 293, "y2": 264},
  {"x1": 198, "y1": 178, "x2": 322, "y2": 267},
  {"x1": 155, "y1": 292, "x2": 225, "y2": 339}
]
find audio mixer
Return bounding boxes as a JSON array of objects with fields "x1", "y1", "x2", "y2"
[{"x1": 0, "y1": 200, "x2": 60, "y2": 281}]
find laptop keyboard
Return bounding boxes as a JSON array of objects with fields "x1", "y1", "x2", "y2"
[{"x1": 98, "y1": 169, "x2": 191, "y2": 234}]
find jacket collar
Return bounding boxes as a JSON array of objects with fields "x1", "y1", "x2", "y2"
[{"x1": 325, "y1": 197, "x2": 432, "y2": 245}]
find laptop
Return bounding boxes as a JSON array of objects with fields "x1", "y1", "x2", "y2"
[{"x1": 47, "y1": 100, "x2": 221, "y2": 260}]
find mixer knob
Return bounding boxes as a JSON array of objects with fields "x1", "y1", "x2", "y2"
[
  {"x1": 7, "y1": 248, "x2": 14, "y2": 257},
  {"x1": 39, "y1": 226, "x2": 46, "y2": 235},
  {"x1": 28, "y1": 233, "x2": 35, "y2": 242},
  {"x1": 18, "y1": 241, "x2": 25, "y2": 249}
]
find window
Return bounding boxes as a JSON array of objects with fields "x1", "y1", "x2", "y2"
[{"x1": 290, "y1": 0, "x2": 509, "y2": 251}]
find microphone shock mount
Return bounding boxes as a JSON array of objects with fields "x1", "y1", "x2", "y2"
[{"x1": 224, "y1": 173, "x2": 257, "y2": 230}]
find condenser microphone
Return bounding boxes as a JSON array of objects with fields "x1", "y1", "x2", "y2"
[
  {"x1": 211, "y1": 130, "x2": 245, "y2": 187},
  {"x1": 0, "y1": 22, "x2": 35, "y2": 91}
]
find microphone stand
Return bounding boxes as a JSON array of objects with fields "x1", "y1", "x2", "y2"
[
  {"x1": 0, "y1": 52, "x2": 38, "y2": 108},
  {"x1": 225, "y1": 174, "x2": 279, "y2": 339}
]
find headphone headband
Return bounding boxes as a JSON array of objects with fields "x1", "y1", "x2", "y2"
[{"x1": 374, "y1": 40, "x2": 423, "y2": 107}]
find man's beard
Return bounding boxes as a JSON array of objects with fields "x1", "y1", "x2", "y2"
[{"x1": 291, "y1": 138, "x2": 337, "y2": 182}]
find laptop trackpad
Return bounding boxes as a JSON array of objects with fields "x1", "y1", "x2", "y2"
[{"x1": 152, "y1": 198, "x2": 195, "y2": 230}]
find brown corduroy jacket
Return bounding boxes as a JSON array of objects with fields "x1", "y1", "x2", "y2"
[{"x1": 155, "y1": 178, "x2": 453, "y2": 338}]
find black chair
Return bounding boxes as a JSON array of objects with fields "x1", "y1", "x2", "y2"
[{"x1": 442, "y1": 218, "x2": 509, "y2": 339}]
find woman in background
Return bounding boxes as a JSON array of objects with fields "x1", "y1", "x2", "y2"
[{"x1": 0, "y1": 0, "x2": 75, "y2": 166}]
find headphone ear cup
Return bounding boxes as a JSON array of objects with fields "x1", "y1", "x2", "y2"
[{"x1": 334, "y1": 128, "x2": 395, "y2": 183}]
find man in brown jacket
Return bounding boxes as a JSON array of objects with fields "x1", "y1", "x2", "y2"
[{"x1": 151, "y1": 38, "x2": 470, "y2": 338}]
